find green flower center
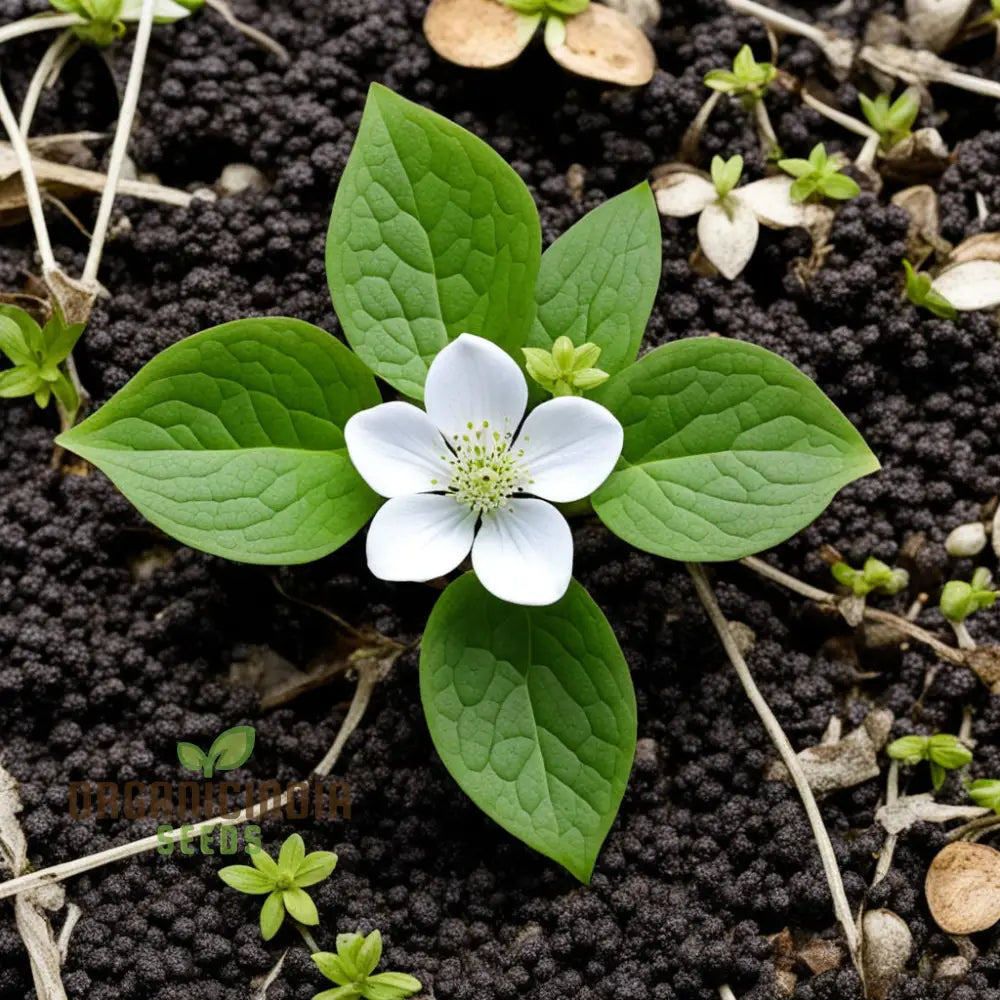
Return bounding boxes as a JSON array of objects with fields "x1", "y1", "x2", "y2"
[{"x1": 439, "y1": 420, "x2": 532, "y2": 515}]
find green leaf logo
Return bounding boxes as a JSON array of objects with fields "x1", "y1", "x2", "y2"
[{"x1": 177, "y1": 725, "x2": 256, "y2": 778}]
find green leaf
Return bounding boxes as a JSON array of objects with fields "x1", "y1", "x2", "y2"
[
  {"x1": 251, "y1": 848, "x2": 280, "y2": 879},
  {"x1": 218, "y1": 865, "x2": 275, "y2": 895},
  {"x1": 819, "y1": 172, "x2": 860, "y2": 200},
  {"x1": 777, "y1": 158, "x2": 812, "y2": 179},
  {"x1": 176, "y1": 741, "x2": 207, "y2": 772},
  {"x1": 703, "y1": 69, "x2": 740, "y2": 92},
  {"x1": 207, "y1": 725, "x2": 256, "y2": 774},
  {"x1": 314, "y1": 988, "x2": 363, "y2": 1000},
  {"x1": 43, "y1": 314, "x2": 85, "y2": 364},
  {"x1": 313, "y1": 952, "x2": 352, "y2": 986},
  {"x1": 930, "y1": 761, "x2": 946, "y2": 792},
  {"x1": 420, "y1": 574, "x2": 636, "y2": 883},
  {"x1": 968, "y1": 779, "x2": 1000, "y2": 813},
  {"x1": 0, "y1": 315, "x2": 34, "y2": 367},
  {"x1": 928, "y1": 734, "x2": 973, "y2": 770},
  {"x1": 282, "y1": 886, "x2": 319, "y2": 925},
  {"x1": 295, "y1": 851, "x2": 338, "y2": 887},
  {"x1": 336, "y1": 934, "x2": 366, "y2": 980},
  {"x1": 260, "y1": 891, "x2": 286, "y2": 940},
  {"x1": 886, "y1": 735, "x2": 929, "y2": 764},
  {"x1": 363, "y1": 972, "x2": 422, "y2": 1000},
  {"x1": 590, "y1": 337, "x2": 881, "y2": 562},
  {"x1": 327, "y1": 83, "x2": 542, "y2": 400},
  {"x1": 356, "y1": 931, "x2": 382, "y2": 978},
  {"x1": 0, "y1": 366, "x2": 43, "y2": 398},
  {"x1": 789, "y1": 177, "x2": 818, "y2": 203},
  {"x1": 278, "y1": 833, "x2": 306, "y2": 876},
  {"x1": 56, "y1": 317, "x2": 381, "y2": 564},
  {"x1": 50, "y1": 370, "x2": 80, "y2": 418},
  {"x1": 525, "y1": 183, "x2": 660, "y2": 378}
]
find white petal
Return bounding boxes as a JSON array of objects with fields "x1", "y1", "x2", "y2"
[
  {"x1": 931, "y1": 261, "x2": 1000, "y2": 311},
  {"x1": 734, "y1": 176, "x2": 810, "y2": 229},
  {"x1": 697, "y1": 199, "x2": 759, "y2": 280},
  {"x1": 514, "y1": 397, "x2": 623, "y2": 502},
  {"x1": 654, "y1": 172, "x2": 718, "y2": 218},
  {"x1": 120, "y1": 0, "x2": 192, "y2": 20},
  {"x1": 345, "y1": 401, "x2": 453, "y2": 498},
  {"x1": 367, "y1": 494, "x2": 476, "y2": 582},
  {"x1": 472, "y1": 499, "x2": 572, "y2": 606},
  {"x1": 424, "y1": 334, "x2": 528, "y2": 447}
]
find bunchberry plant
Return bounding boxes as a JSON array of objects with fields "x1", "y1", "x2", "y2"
[
  {"x1": 704, "y1": 44, "x2": 775, "y2": 104},
  {"x1": 219, "y1": 834, "x2": 337, "y2": 941},
  {"x1": 859, "y1": 91, "x2": 920, "y2": 149},
  {"x1": 777, "y1": 144, "x2": 860, "y2": 203},
  {"x1": 940, "y1": 568, "x2": 997, "y2": 623},
  {"x1": 522, "y1": 336, "x2": 609, "y2": 397},
  {"x1": 968, "y1": 779, "x2": 1000, "y2": 813},
  {"x1": 904, "y1": 260, "x2": 957, "y2": 319},
  {"x1": 49, "y1": 0, "x2": 196, "y2": 47},
  {"x1": 887, "y1": 733, "x2": 973, "y2": 791},
  {"x1": 312, "y1": 930, "x2": 422, "y2": 1000},
  {"x1": 0, "y1": 306, "x2": 84, "y2": 421},
  {"x1": 830, "y1": 557, "x2": 909, "y2": 597},
  {"x1": 58, "y1": 84, "x2": 879, "y2": 882}
]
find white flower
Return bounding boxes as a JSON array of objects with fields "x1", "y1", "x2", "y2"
[{"x1": 344, "y1": 334, "x2": 624, "y2": 606}]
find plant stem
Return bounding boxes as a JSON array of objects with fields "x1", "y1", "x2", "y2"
[
  {"x1": 725, "y1": 0, "x2": 828, "y2": 45},
  {"x1": 205, "y1": 0, "x2": 290, "y2": 62},
  {"x1": 739, "y1": 556, "x2": 968, "y2": 667},
  {"x1": 950, "y1": 619, "x2": 976, "y2": 650},
  {"x1": 0, "y1": 13, "x2": 83, "y2": 47},
  {"x1": 800, "y1": 91, "x2": 878, "y2": 139},
  {"x1": 0, "y1": 80, "x2": 56, "y2": 274},
  {"x1": 753, "y1": 99, "x2": 779, "y2": 155},
  {"x1": 18, "y1": 29, "x2": 75, "y2": 137},
  {"x1": 295, "y1": 923, "x2": 320, "y2": 954},
  {"x1": 82, "y1": 0, "x2": 155, "y2": 286},
  {"x1": 687, "y1": 562, "x2": 862, "y2": 970},
  {"x1": 872, "y1": 760, "x2": 898, "y2": 886},
  {"x1": 718, "y1": 987, "x2": 738, "y2": 1000}
]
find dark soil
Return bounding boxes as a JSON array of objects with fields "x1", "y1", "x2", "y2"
[{"x1": 2, "y1": 0, "x2": 1000, "y2": 997}]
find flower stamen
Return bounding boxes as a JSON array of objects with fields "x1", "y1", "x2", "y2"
[{"x1": 443, "y1": 419, "x2": 531, "y2": 515}]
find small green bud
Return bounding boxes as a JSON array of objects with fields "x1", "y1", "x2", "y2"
[
  {"x1": 903, "y1": 260, "x2": 956, "y2": 320},
  {"x1": 927, "y1": 734, "x2": 973, "y2": 771},
  {"x1": 522, "y1": 347, "x2": 561, "y2": 384},
  {"x1": 571, "y1": 367, "x2": 610, "y2": 391},
  {"x1": 522, "y1": 339, "x2": 609, "y2": 397},
  {"x1": 831, "y1": 557, "x2": 908, "y2": 597},
  {"x1": 887, "y1": 734, "x2": 930, "y2": 765},
  {"x1": 704, "y1": 44, "x2": 775, "y2": 100},
  {"x1": 571, "y1": 342, "x2": 601, "y2": 371},
  {"x1": 968, "y1": 779, "x2": 1000, "y2": 814},
  {"x1": 940, "y1": 570, "x2": 996, "y2": 622},
  {"x1": 551, "y1": 335, "x2": 576, "y2": 371}
]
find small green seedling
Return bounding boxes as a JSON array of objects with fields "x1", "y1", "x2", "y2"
[
  {"x1": 940, "y1": 568, "x2": 997, "y2": 623},
  {"x1": 710, "y1": 153, "x2": 743, "y2": 199},
  {"x1": 503, "y1": 0, "x2": 588, "y2": 12},
  {"x1": 831, "y1": 557, "x2": 908, "y2": 597},
  {"x1": 50, "y1": 0, "x2": 200, "y2": 47},
  {"x1": 968, "y1": 779, "x2": 1000, "y2": 813},
  {"x1": 219, "y1": 834, "x2": 337, "y2": 941},
  {"x1": 522, "y1": 336, "x2": 608, "y2": 397},
  {"x1": 887, "y1": 733, "x2": 972, "y2": 791},
  {"x1": 0, "y1": 306, "x2": 83, "y2": 419},
  {"x1": 704, "y1": 44, "x2": 776, "y2": 104},
  {"x1": 859, "y1": 91, "x2": 920, "y2": 149},
  {"x1": 904, "y1": 260, "x2": 957, "y2": 319},
  {"x1": 177, "y1": 725, "x2": 255, "y2": 777},
  {"x1": 312, "y1": 930, "x2": 422, "y2": 1000},
  {"x1": 777, "y1": 144, "x2": 860, "y2": 203}
]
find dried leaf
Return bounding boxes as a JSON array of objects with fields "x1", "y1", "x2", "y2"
[
  {"x1": 862, "y1": 909, "x2": 912, "y2": 1000},
  {"x1": 925, "y1": 841, "x2": 1000, "y2": 934},
  {"x1": 797, "y1": 938, "x2": 843, "y2": 975},
  {"x1": 736, "y1": 175, "x2": 835, "y2": 236},
  {"x1": 891, "y1": 184, "x2": 949, "y2": 265},
  {"x1": 877, "y1": 793, "x2": 988, "y2": 835},
  {"x1": 652, "y1": 168, "x2": 716, "y2": 217},
  {"x1": 967, "y1": 645, "x2": 1000, "y2": 691},
  {"x1": 905, "y1": 0, "x2": 975, "y2": 51},
  {"x1": 881, "y1": 129, "x2": 952, "y2": 184},
  {"x1": 599, "y1": 0, "x2": 660, "y2": 31},
  {"x1": 545, "y1": 2, "x2": 656, "y2": 86},
  {"x1": 931, "y1": 260, "x2": 1000, "y2": 311},
  {"x1": 697, "y1": 197, "x2": 759, "y2": 280},
  {"x1": 423, "y1": 0, "x2": 540, "y2": 68},
  {"x1": 950, "y1": 232, "x2": 1000, "y2": 264}
]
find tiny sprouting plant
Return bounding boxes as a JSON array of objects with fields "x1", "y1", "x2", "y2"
[
  {"x1": 219, "y1": 834, "x2": 337, "y2": 941},
  {"x1": 941, "y1": 568, "x2": 997, "y2": 623},
  {"x1": 777, "y1": 144, "x2": 860, "y2": 203},
  {"x1": 968, "y1": 779, "x2": 1000, "y2": 813},
  {"x1": 176, "y1": 725, "x2": 256, "y2": 778},
  {"x1": 0, "y1": 306, "x2": 84, "y2": 422},
  {"x1": 704, "y1": 44, "x2": 776, "y2": 104},
  {"x1": 887, "y1": 733, "x2": 973, "y2": 791},
  {"x1": 858, "y1": 91, "x2": 920, "y2": 149},
  {"x1": 830, "y1": 557, "x2": 908, "y2": 597},
  {"x1": 58, "y1": 85, "x2": 880, "y2": 882},
  {"x1": 522, "y1": 335, "x2": 609, "y2": 397},
  {"x1": 312, "y1": 930, "x2": 422, "y2": 1000},
  {"x1": 904, "y1": 260, "x2": 957, "y2": 319},
  {"x1": 49, "y1": 0, "x2": 197, "y2": 47}
]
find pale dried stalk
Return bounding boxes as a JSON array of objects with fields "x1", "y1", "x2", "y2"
[
  {"x1": 872, "y1": 760, "x2": 899, "y2": 886},
  {"x1": 687, "y1": 563, "x2": 862, "y2": 970},
  {"x1": 0, "y1": 13, "x2": 82, "y2": 47},
  {"x1": 82, "y1": 0, "x2": 156, "y2": 285},
  {"x1": 18, "y1": 29, "x2": 75, "y2": 137},
  {"x1": 206, "y1": 0, "x2": 290, "y2": 62},
  {"x1": 801, "y1": 91, "x2": 878, "y2": 139},
  {"x1": 0, "y1": 657, "x2": 382, "y2": 902}
]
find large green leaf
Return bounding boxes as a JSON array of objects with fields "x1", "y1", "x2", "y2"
[
  {"x1": 327, "y1": 84, "x2": 542, "y2": 401},
  {"x1": 420, "y1": 574, "x2": 636, "y2": 883},
  {"x1": 592, "y1": 336, "x2": 880, "y2": 561},
  {"x1": 57, "y1": 318, "x2": 381, "y2": 564},
  {"x1": 527, "y1": 182, "x2": 661, "y2": 376}
]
